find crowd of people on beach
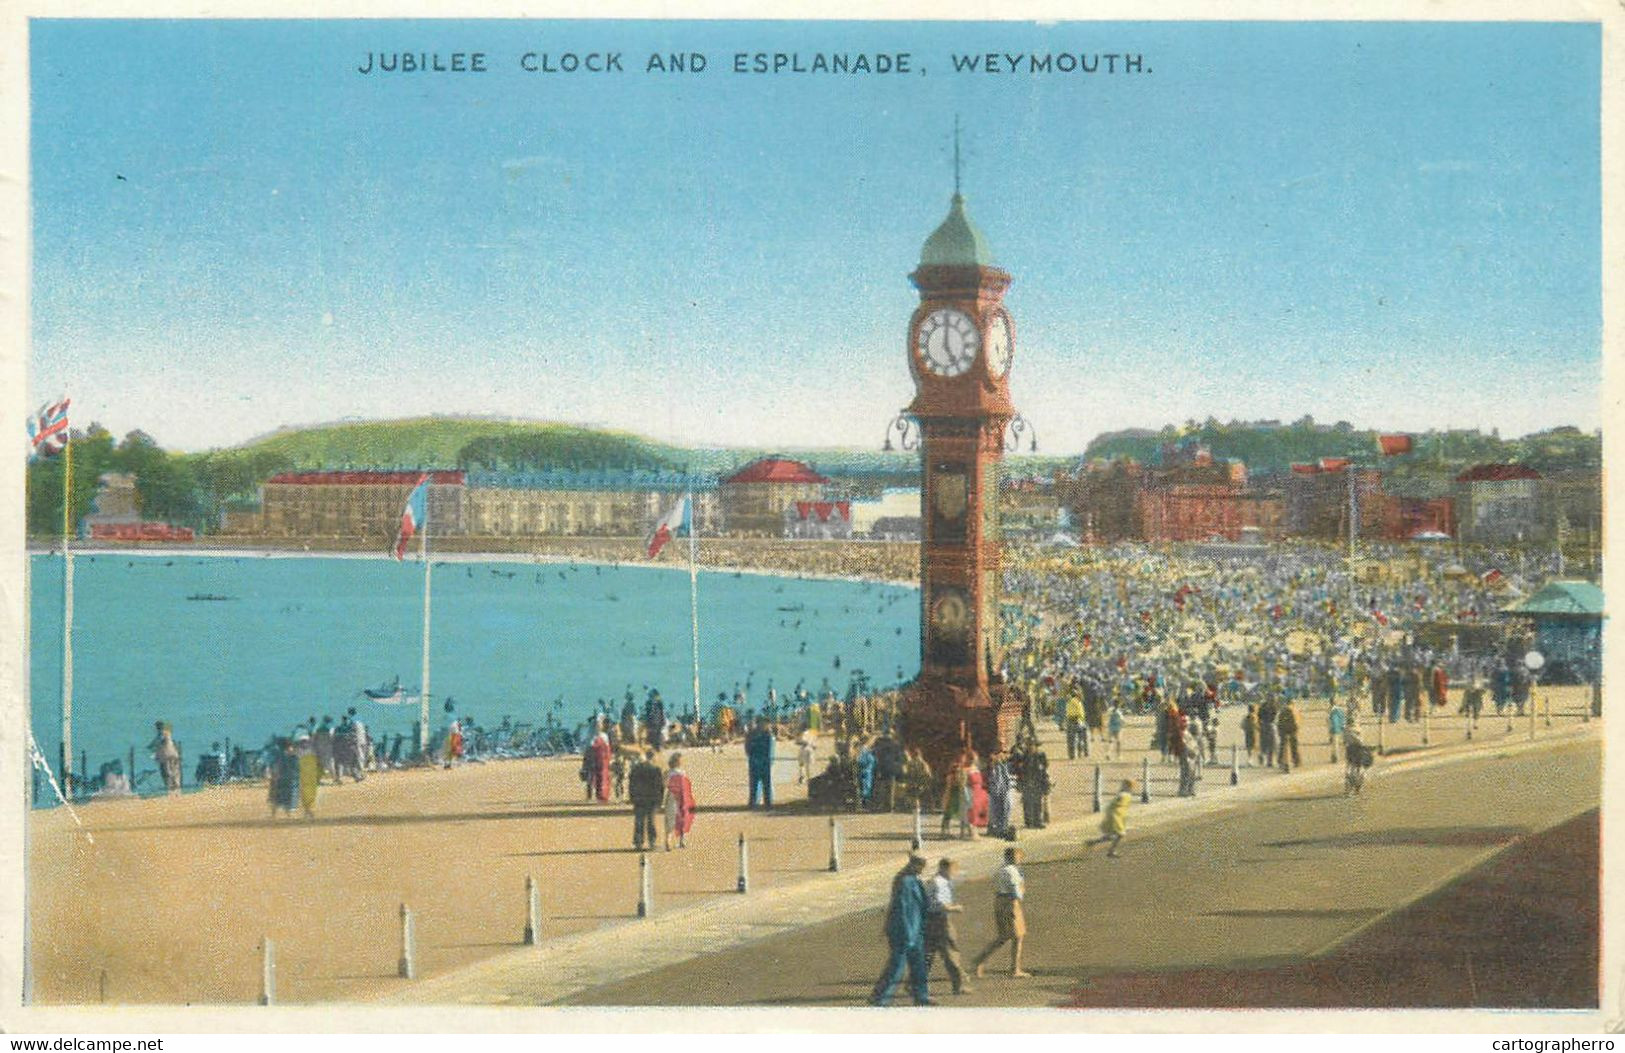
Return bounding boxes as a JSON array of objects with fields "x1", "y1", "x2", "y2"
[{"x1": 64, "y1": 538, "x2": 1561, "y2": 828}]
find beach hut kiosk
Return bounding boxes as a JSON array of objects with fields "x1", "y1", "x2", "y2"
[{"x1": 1503, "y1": 580, "x2": 1604, "y2": 689}]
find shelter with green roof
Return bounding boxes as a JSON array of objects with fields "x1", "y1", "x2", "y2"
[{"x1": 1504, "y1": 580, "x2": 1603, "y2": 684}]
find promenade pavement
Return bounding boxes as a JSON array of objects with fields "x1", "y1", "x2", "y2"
[
  {"x1": 28, "y1": 687, "x2": 1596, "y2": 1005},
  {"x1": 566, "y1": 734, "x2": 1600, "y2": 1008}
]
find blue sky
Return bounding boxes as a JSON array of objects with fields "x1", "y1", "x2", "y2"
[{"x1": 30, "y1": 19, "x2": 1601, "y2": 454}]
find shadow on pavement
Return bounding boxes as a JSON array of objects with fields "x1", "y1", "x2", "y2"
[{"x1": 1266, "y1": 825, "x2": 1529, "y2": 849}]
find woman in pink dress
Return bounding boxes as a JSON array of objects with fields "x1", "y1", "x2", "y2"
[
  {"x1": 663, "y1": 752, "x2": 696, "y2": 850},
  {"x1": 967, "y1": 753, "x2": 990, "y2": 830},
  {"x1": 589, "y1": 729, "x2": 613, "y2": 802}
]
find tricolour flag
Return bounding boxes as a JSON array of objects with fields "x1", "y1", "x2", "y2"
[
  {"x1": 392, "y1": 475, "x2": 431, "y2": 561},
  {"x1": 27, "y1": 397, "x2": 70, "y2": 458},
  {"x1": 645, "y1": 496, "x2": 690, "y2": 559},
  {"x1": 1377, "y1": 434, "x2": 1413, "y2": 457}
]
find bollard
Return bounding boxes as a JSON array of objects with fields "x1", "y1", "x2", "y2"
[
  {"x1": 1377, "y1": 716, "x2": 1386, "y2": 756},
  {"x1": 912, "y1": 804, "x2": 924, "y2": 848},
  {"x1": 31, "y1": 765, "x2": 39, "y2": 808},
  {"x1": 1230, "y1": 744, "x2": 1239, "y2": 786},
  {"x1": 259, "y1": 938, "x2": 276, "y2": 1006},
  {"x1": 1092, "y1": 765, "x2": 1102, "y2": 813},
  {"x1": 828, "y1": 817, "x2": 843, "y2": 873},
  {"x1": 523, "y1": 874, "x2": 540, "y2": 946},
  {"x1": 99, "y1": 969, "x2": 108, "y2": 1004},
  {"x1": 1544, "y1": 695, "x2": 1553, "y2": 729},
  {"x1": 1529, "y1": 700, "x2": 1537, "y2": 742},
  {"x1": 1140, "y1": 756, "x2": 1150, "y2": 803},
  {"x1": 1422, "y1": 704, "x2": 1430, "y2": 747},
  {"x1": 637, "y1": 853, "x2": 653, "y2": 917},
  {"x1": 736, "y1": 834, "x2": 749, "y2": 894},
  {"x1": 398, "y1": 903, "x2": 415, "y2": 980},
  {"x1": 127, "y1": 748, "x2": 136, "y2": 790}
]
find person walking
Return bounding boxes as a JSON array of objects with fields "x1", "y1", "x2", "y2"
[
  {"x1": 1106, "y1": 701, "x2": 1125, "y2": 759},
  {"x1": 1402, "y1": 665, "x2": 1423, "y2": 723},
  {"x1": 941, "y1": 761, "x2": 972, "y2": 840},
  {"x1": 1277, "y1": 697, "x2": 1302, "y2": 773},
  {"x1": 869, "y1": 854, "x2": 934, "y2": 1007},
  {"x1": 985, "y1": 751, "x2": 1016, "y2": 840},
  {"x1": 148, "y1": 721, "x2": 182, "y2": 795},
  {"x1": 294, "y1": 731, "x2": 319, "y2": 819},
  {"x1": 856, "y1": 737, "x2": 877, "y2": 807},
  {"x1": 1492, "y1": 660, "x2": 1513, "y2": 716},
  {"x1": 1016, "y1": 746, "x2": 1050, "y2": 829},
  {"x1": 746, "y1": 717, "x2": 775, "y2": 810},
  {"x1": 347, "y1": 707, "x2": 371, "y2": 778},
  {"x1": 1344, "y1": 725, "x2": 1371, "y2": 795},
  {"x1": 923, "y1": 858, "x2": 971, "y2": 996},
  {"x1": 313, "y1": 716, "x2": 337, "y2": 782},
  {"x1": 585, "y1": 724, "x2": 613, "y2": 803},
  {"x1": 1387, "y1": 665, "x2": 1405, "y2": 724},
  {"x1": 972, "y1": 847, "x2": 1031, "y2": 979},
  {"x1": 796, "y1": 732, "x2": 817, "y2": 785},
  {"x1": 1064, "y1": 691, "x2": 1087, "y2": 760},
  {"x1": 627, "y1": 748, "x2": 665, "y2": 852},
  {"x1": 966, "y1": 756, "x2": 990, "y2": 834},
  {"x1": 902, "y1": 747, "x2": 934, "y2": 814},
  {"x1": 663, "y1": 752, "x2": 696, "y2": 850},
  {"x1": 1085, "y1": 780, "x2": 1134, "y2": 857},
  {"x1": 1461, "y1": 675, "x2": 1485, "y2": 724},
  {"x1": 1327, "y1": 698, "x2": 1347, "y2": 763},
  {"x1": 1176, "y1": 720, "x2": 1200, "y2": 796},
  {"x1": 268, "y1": 738, "x2": 299, "y2": 818},
  {"x1": 1256, "y1": 696, "x2": 1279, "y2": 769}
]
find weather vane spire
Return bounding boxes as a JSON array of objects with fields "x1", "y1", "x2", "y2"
[{"x1": 953, "y1": 114, "x2": 962, "y2": 196}]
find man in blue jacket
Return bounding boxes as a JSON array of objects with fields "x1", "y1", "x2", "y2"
[
  {"x1": 870, "y1": 853, "x2": 934, "y2": 1006},
  {"x1": 746, "y1": 717, "x2": 775, "y2": 809}
]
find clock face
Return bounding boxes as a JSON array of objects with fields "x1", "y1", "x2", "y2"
[
  {"x1": 931, "y1": 592, "x2": 969, "y2": 634},
  {"x1": 916, "y1": 308, "x2": 980, "y2": 377},
  {"x1": 986, "y1": 314, "x2": 1012, "y2": 378}
]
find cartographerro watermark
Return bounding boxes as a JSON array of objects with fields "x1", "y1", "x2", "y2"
[{"x1": 1492, "y1": 1042, "x2": 1615, "y2": 1052}]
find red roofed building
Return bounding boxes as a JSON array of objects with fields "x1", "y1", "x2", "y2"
[
  {"x1": 720, "y1": 457, "x2": 828, "y2": 536},
  {"x1": 1455, "y1": 464, "x2": 1544, "y2": 543},
  {"x1": 260, "y1": 469, "x2": 466, "y2": 541}
]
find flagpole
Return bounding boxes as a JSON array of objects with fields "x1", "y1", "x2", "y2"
[
  {"x1": 419, "y1": 481, "x2": 432, "y2": 756},
  {"x1": 60, "y1": 434, "x2": 74, "y2": 794},
  {"x1": 687, "y1": 491, "x2": 701, "y2": 725}
]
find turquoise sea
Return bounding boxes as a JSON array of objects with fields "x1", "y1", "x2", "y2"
[{"x1": 27, "y1": 553, "x2": 918, "y2": 791}]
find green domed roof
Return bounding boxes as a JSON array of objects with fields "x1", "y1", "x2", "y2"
[{"x1": 920, "y1": 193, "x2": 994, "y2": 267}]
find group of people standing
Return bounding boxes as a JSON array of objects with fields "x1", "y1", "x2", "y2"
[{"x1": 939, "y1": 747, "x2": 1049, "y2": 840}]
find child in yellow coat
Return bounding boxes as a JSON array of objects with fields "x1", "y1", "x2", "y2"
[{"x1": 1085, "y1": 780, "x2": 1134, "y2": 858}]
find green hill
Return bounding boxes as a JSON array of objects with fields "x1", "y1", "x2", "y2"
[
  {"x1": 1082, "y1": 418, "x2": 1600, "y2": 478},
  {"x1": 230, "y1": 416, "x2": 685, "y2": 472}
]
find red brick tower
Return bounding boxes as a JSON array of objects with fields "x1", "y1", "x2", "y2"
[{"x1": 895, "y1": 186, "x2": 1024, "y2": 784}]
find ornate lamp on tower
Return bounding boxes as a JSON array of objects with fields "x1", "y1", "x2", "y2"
[{"x1": 891, "y1": 165, "x2": 1026, "y2": 786}]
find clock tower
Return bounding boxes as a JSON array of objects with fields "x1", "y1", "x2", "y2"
[{"x1": 896, "y1": 186, "x2": 1024, "y2": 783}]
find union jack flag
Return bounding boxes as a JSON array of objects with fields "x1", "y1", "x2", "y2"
[{"x1": 27, "y1": 397, "x2": 70, "y2": 458}]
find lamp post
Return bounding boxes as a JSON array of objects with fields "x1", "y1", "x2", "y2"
[
  {"x1": 882, "y1": 411, "x2": 921, "y2": 453},
  {"x1": 1003, "y1": 414, "x2": 1039, "y2": 454}
]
